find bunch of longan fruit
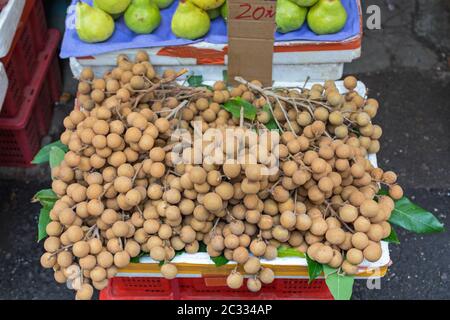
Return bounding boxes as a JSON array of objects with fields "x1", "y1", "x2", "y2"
[{"x1": 39, "y1": 51, "x2": 403, "y2": 299}]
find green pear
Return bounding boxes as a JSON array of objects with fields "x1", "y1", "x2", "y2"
[
  {"x1": 276, "y1": 0, "x2": 308, "y2": 34},
  {"x1": 124, "y1": 0, "x2": 161, "y2": 34},
  {"x1": 171, "y1": 0, "x2": 211, "y2": 40},
  {"x1": 191, "y1": 0, "x2": 225, "y2": 10},
  {"x1": 76, "y1": 2, "x2": 115, "y2": 43},
  {"x1": 155, "y1": 0, "x2": 175, "y2": 9},
  {"x1": 307, "y1": 0, "x2": 347, "y2": 35},
  {"x1": 207, "y1": 7, "x2": 221, "y2": 20},
  {"x1": 93, "y1": 0, "x2": 131, "y2": 14},
  {"x1": 220, "y1": 1, "x2": 228, "y2": 21},
  {"x1": 289, "y1": 0, "x2": 318, "y2": 7}
]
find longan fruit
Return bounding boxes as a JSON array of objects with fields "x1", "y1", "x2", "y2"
[
  {"x1": 224, "y1": 234, "x2": 240, "y2": 249},
  {"x1": 233, "y1": 246, "x2": 250, "y2": 264},
  {"x1": 161, "y1": 263, "x2": 178, "y2": 280},
  {"x1": 367, "y1": 224, "x2": 384, "y2": 242},
  {"x1": 57, "y1": 251, "x2": 73, "y2": 268},
  {"x1": 72, "y1": 241, "x2": 90, "y2": 258},
  {"x1": 90, "y1": 266, "x2": 107, "y2": 282},
  {"x1": 40, "y1": 252, "x2": 56, "y2": 269},
  {"x1": 244, "y1": 257, "x2": 261, "y2": 274},
  {"x1": 346, "y1": 248, "x2": 364, "y2": 265},
  {"x1": 97, "y1": 251, "x2": 114, "y2": 268},
  {"x1": 344, "y1": 76, "x2": 357, "y2": 90},
  {"x1": 328, "y1": 250, "x2": 343, "y2": 268},
  {"x1": 203, "y1": 192, "x2": 223, "y2": 212},
  {"x1": 79, "y1": 255, "x2": 97, "y2": 270},
  {"x1": 363, "y1": 243, "x2": 382, "y2": 262},
  {"x1": 389, "y1": 184, "x2": 403, "y2": 200},
  {"x1": 150, "y1": 162, "x2": 165, "y2": 178},
  {"x1": 250, "y1": 239, "x2": 266, "y2": 257},
  {"x1": 263, "y1": 245, "x2": 278, "y2": 260},
  {"x1": 112, "y1": 221, "x2": 129, "y2": 237},
  {"x1": 280, "y1": 211, "x2": 296, "y2": 229},
  {"x1": 272, "y1": 225, "x2": 290, "y2": 242},
  {"x1": 180, "y1": 225, "x2": 196, "y2": 244},
  {"x1": 258, "y1": 215, "x2": 273, "y2": 230},
  {"x1": 67, "y1": 225, "x2": 84, "y2": 243},
  {"x1": 360, "y1": 199, "x2": 379, "y2": 218},
  {"x1": 114, "y1": 251, "x2": 130, "y2": 268},
  {"x1": 259, "y1": 268, "x2": 275, "y2": 285},
  {"x1": 80, "y1": 68, "x2": 94, "y2": 81},
  {"x1": 341, "y1": 260, "x2": 358, "y2": 275},
  {"x1": 210, "y1": 235, "x2": 225, "y2": 251},
  {"x1": 75, "y1": 283, "x2": 94, "y2": 300},
  {"x1": 310, "y1": 218, "x2": 328, "y2": 236},
  {"x1": 247, "y1": 278, "x2": 262, "y2": 292},
  {"x1": 339, "y1": 204, "x2": 358, "y2": 223},
  {"x1": 227, "y1": 271, "x2": 244, "y2": 289},
  {"x1": 351, "y1": 232, "x2": 369, "y2": 250},
  {"x1": 150, "y1": 246, "x2": 166, "y2": 261},
  {"x1": 296, "y1": 213, "x2": 312, "y2": 231},
  {"x1": 325, "y1": 228, "x2": 346, "y2": 245},
  {"x1": 353, "y1": 216, "x2": 371, "y2": 233},
  {"x1": 88, "y1": 238, "x2": 103, "y2": 255}
]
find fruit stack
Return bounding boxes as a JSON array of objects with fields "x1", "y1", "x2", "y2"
[{"x1": 0, "y1": 0, "x2": 62, "y2": 167}]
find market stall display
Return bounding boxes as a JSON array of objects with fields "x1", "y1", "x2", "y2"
[{"x1": 32, "y1": 50, "x2": 444, "y2": 300}]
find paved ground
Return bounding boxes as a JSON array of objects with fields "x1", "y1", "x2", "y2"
[{"x1": 0, "y1": 0, "x2": 448, "y2": 299}]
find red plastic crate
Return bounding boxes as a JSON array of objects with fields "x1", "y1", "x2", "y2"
[
  {"x1": 100, "y1": 277, "x2": 333, "y2": 300},
  {"x1": 0, "y1": 29, "x2": 61, "y2": 167},
  {"x1": 0, "y1": 0, "x2": 48, "y2": 117}
]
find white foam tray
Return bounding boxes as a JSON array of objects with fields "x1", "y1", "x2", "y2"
[
  {"x1": 0, "y1": 62, "x2": 7, "y2": 109},
  {"x1": 0, "y1": 0, "x2": 25, "y2": 58},
  {"x1": 116, "y1": 80, "x2": 389, "y2": 279}
]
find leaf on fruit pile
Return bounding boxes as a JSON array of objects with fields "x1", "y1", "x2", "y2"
[
  {"x1": 49, "y1": 146, "x2": 66, "y2": 169},
  {"x1": 130, "y1": 252, "x2": 147, "y2": 263},
  {"x1": 33, "y1": 189, "x2": 58, "y2": 209},
  {"x1": 306, "y1": 254, "x2": 323, "y2": 284},
  {"x1": 323, "y1": 265, "x2": 354, "y2": 300},
  {"x1": 262, "y1": 104, "x2": 280, "y2": 131},
  {"x1": 378, "y1": 189, "x2": 444, "y2": 234},
  {"x1": 389, "y1": 197, "x2": 444, "y2": 234},
  {"x1": 37, "y1": 207, "x2": 51, "y2": 242},
  {"x1": 31, "y1": 140, "x2": 68, "y2": 164},
  {"x1": 187, "y1": 74, "x2": 212, "y2": 90},
  {"x1": 223, "y1": 97, "x2": 257, "y2": 121},
  {"x1": 277, "y1": 246, "x2": 305, "y2": 258},
  {"x1": 211, "y1": 255, "x2": 229, "y2": 267},
  {"x1": 383, "y1": 227, "x2": 400, "y2": 244}
]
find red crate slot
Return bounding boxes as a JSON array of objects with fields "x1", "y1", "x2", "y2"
[
  {"x1": 0, "y1": 29, "x2": 61, "y2": 167},
  {"x1": 100, "y1": 277, "x2": 333, "y2": 300},
  {"x1": 0, "y1": 0, "x2": 49, "y2": 118}
]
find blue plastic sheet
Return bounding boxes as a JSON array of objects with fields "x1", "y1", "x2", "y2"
[{"x1": 60, "y1": 0, "x2": 360, "y2": 59}]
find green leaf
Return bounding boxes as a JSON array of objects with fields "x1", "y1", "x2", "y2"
[
  {"x1": 187, "y1": 75, "x2": 204, "y2": 87},
  {"x1": 262, "y1": 104, "x2": 280, "y2": 131},
  {"x1": 222, "y1": 70, "x2": 228, "y2": 83},
  {"x1": 31, "y1": 140, "x2": 68, "y2": 164},
  {"x1": 383, "y1": 227, "x2": 400, "y2": 244},
  {"x1": 130, "y1": 252, "x2": 146, "y2": 263},
  {"x1": 49, "y1": 146, "x2": 66, "y2": 169},
  {"x1": 198, "y1": 241, "x2": 207, "y2": 253},
  {"x1": 33, "y1": 189, "x2": 58, "y2": 208},
  {"x1": 277, "y1": 246, "x2": 305, "y2": 258},
  {"x1": 222, "y1": 97, "x2": 257, "y2": 121},
  {"x1": 211, "y1": 255, "x2": 229, "y2": 267},
  {"x1": 323, "y1": 265, "x2": 354, "y2": 300},
  {"x1": 37, "y1": 207, "x2": 51, "y2": 242},
  {"x1": 389, "y1": 197, "x2": 445, "y2": 234},
  {"x1": 306, "y1": 254, "x2": 323, "y2": 284}
]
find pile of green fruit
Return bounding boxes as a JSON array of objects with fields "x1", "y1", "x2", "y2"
[
  {"x1": 75, "y1": 0, "x2": 228, "y2": 43},
  {"x1": 276, "y1": 0, "x2": 348, "y2": 35}
]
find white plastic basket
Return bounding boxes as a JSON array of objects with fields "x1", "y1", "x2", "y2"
[
  {"x1": 0, "y1": 0, "x2": 25, "y2": 58},
  {"x1": 0, "y1": 62, "x2": 7, "y2": 109}
]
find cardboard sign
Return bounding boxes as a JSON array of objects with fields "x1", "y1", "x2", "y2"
[{"x1": 227, "y1": 0, "x2": 276, "y2": 86}]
